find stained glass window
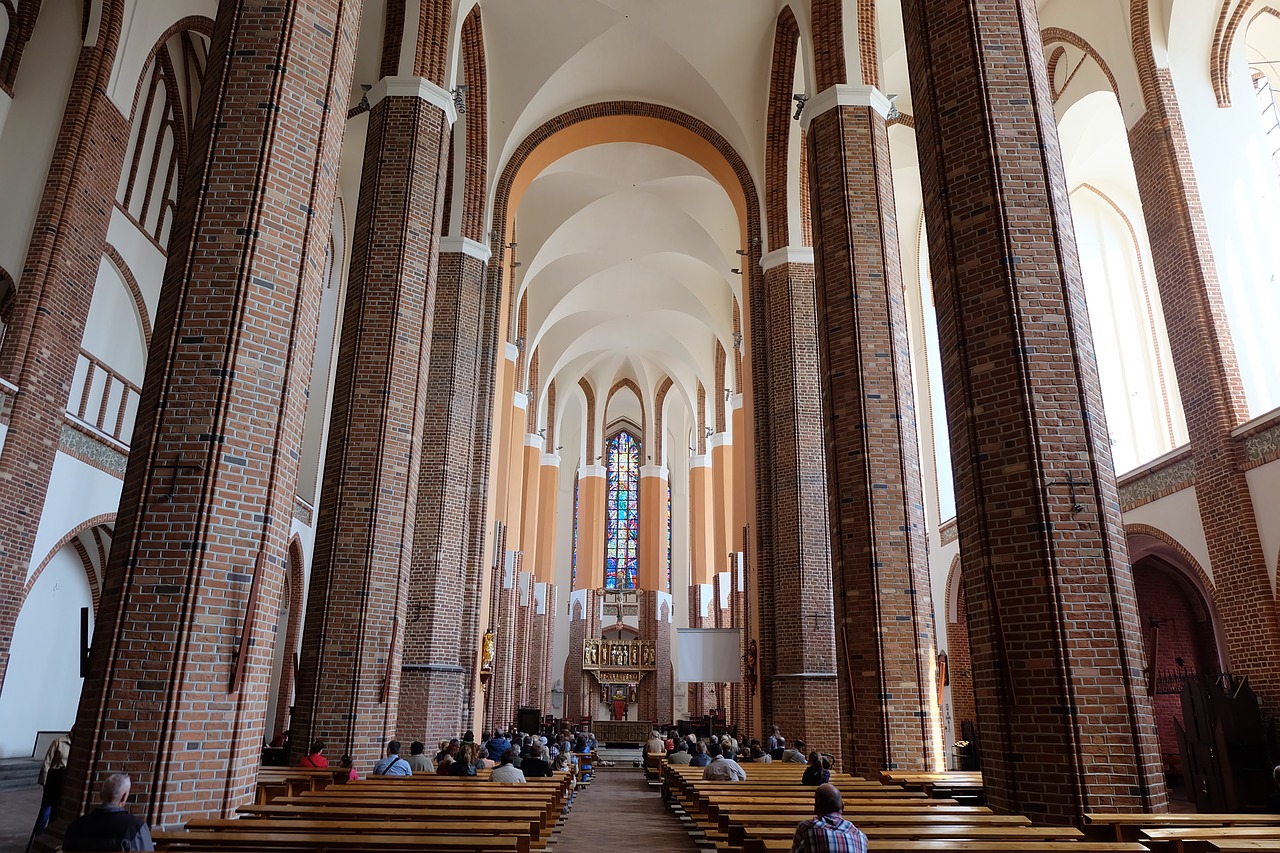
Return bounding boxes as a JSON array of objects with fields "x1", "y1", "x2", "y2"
[
  {"x1": 605, "y1": 430, "x2": 640, "y2": 589},
  {"x1": 666, "y1": 482, "x2": 673, "y2": 593},
  {"x1": 571, "y1": 473, "x2": 580, "y2": 590}
]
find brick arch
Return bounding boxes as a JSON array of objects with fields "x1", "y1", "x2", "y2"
[
  {"x1": 653, "y1": 376, "x2": 674, "y2": 464},
  {"x1": 1042, "y1": 27, "x2": 1122, "y2": 105},
  {"x1": 1212, "y1": 0, "x2": 1261, "y2": 108},
  {"x1": 941, "y1": 554, "x2": 976, "y2": 740},
  {"x1": 578, "y1": 377, "x2": 597, "y2": 461},
  {"x1": 1130, "y1": 0, "x2": 1163, "y2": 110},
  {"x1": 103, "y1": 242, "x2": 152, "y2": 344},
  {"x1": 1125, "y1": 523, "x2": 1218, "y2": 606},
  {"x1": 604, "y1": 377, "x2": 646, "y2": 444},
  {"x1": 943, "y1": 554, "x2": 962, "y2": 625},
  {"x1": 458, "y1": 5, "x2": 488, "y2": 244},
  {"x1": 125, "y1": 16, "x2": 214, "y2": 121},
  {"x1": 713, "y1": 341, "x2": 727, "y2": 432},
  {"x1": 272, "y1": 534, "x2": 307, "y2": 737},
  {"x1": 24, "y1": 513, "x2": 116, "y2": 611},
  {"x1": 766, "y1": 6, "x2": 801, "y2": 252}
]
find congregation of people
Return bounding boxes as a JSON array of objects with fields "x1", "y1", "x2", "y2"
[{"x1": 648, "y1": 724, "x2": 832, "y2": 786}]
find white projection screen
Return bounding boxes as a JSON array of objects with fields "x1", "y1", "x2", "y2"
[{"x1": 675, "y1": 627, "x2": 742, "y2": 683}]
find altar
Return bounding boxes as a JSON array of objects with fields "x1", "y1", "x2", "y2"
[
  {"x1": 592, "y1": 719, "x2": 652, "y2": 745},
  {"x1": 582, "y1": 637, "x2": 656, "y2": 722}
]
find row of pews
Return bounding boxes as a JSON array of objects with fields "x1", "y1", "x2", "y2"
[
  {"x1": 661, "y1": 763, "x2": 1280, "y2": 853},
  {"x1": 144, "y1": 764, "x2": 577, "y2": 852}
]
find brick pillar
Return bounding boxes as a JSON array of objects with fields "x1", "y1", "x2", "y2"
[
  {"x1": 804, "y1": 86, "x2": 941, "y2": 775},
  {"x1": 490, "y1": 550, "x2": 520, "y2": 730},
  {"x1": 638, "y1": 591, "x2": 673, "y2": 725},
  {"x1": 902, "y1": 0, "x2": 1166, "y2": 820},
  {"x1": 564, "y1": 589, "x2": 600, "y2": 722},
  {"x1": 397, "y1": 241, "x2": 490, "y2": 743},
  {"x1": 529, "y1": 582, "x2": 555, "y2": 717},
  {"x1": 1128, "y1": 72, "x2": 1280, "y2": 709},
  {"x1": 514, "y1": 568, "x2": 534, "y2": 709},
  {"x1": 948, "y1": 585, "x2": 977, "y2": 757},
  {"x1": 729, "y1": 559, "x2": 747, "y2": 737},
  {"x1": 757, "y1": 248, "x2": 840, "y2": 760},
  {"x1": 60, "y1": 0, "x2": 359, "y2": 827},
  {"x1": 291, "y1": 77, "x2": 452, "y2": 769},
  {"x1": 0, "y1": 20, "x2": 128, "y2": 689}
]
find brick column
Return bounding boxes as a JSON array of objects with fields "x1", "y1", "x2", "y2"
[
  {"x1": 804, "y1": 86, "x2": 941, "y2": 775},
  {"x1": 60, "y1": 0, "x2": 359, "y2": 826},
  {"x1": 396, "y1": 239, "x2": 490, "y2": 742},
  {"x1": 564, "y1": 589, "x2": 601, "y2": 722},
  {"x1": 757, "y1": 247, "x2": 840, "y2": 760},
  {"x1": 902, "y1": 0, "x2": 1166, "y2": 819},
  {"x1": 291, "y1": 76, "x2": 453, "y2": 768},
  {"x1": 638, "y1": 591, "x2": 673, "y2": 725},
  {"x1": 0, "y1": 21, "x2": 128, "y2": 689},
  {"x1": 490, "y1": 550, "x2": 520, "y2": 730},
  {"x1": 686, "y1": 584, "x2": 712, "y2": 718},
  {"x1": 1128, "y1": 72, "x2": 1280, "y2": 708}
]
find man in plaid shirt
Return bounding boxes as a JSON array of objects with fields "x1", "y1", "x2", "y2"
[{"x1": 791, "y1": 784, "x2": 869, "y2": 853}]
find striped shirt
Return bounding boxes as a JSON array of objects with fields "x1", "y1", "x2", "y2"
[{"x1": 791, "y1": 814, "x2": 868, "y2": 853}]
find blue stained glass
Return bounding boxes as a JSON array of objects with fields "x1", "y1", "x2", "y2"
[
  {"x1": 604, "y1": 430, "x2": 640, "y2": 590},
  {"x1": 571, "y1": 474, "x2": 580, "y2": 590}
]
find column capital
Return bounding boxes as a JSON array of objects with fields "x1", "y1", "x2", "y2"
[
  {"x1": 760, "y1": 246, "x2": 815, "y2": 271},
  {"x1": 439, "y1": 235, "x2": 491, "y2": 264},
  {"x1": 801, "y1": 84, "x2": 893, "y2": 129},
  {"x1": 513, "y1": 391, "x2": 528, "y2": 409},
  {"x1": 579, "y1": 464, "x2": 606, "y2": 479},
  {"x1": 367, "y1": 76, "x2": 458, "y2": 124},
  {"x1": 690, "y1": 454, "x2": 712, "y2": 469},
  {"x1": 640, "y1": 464, "x2": 669, "y2": 480},
  {"x1": 524, "y1": 432, "x2": 543, "y2": 448},
  {"x1": 504, "y1": 342, "x2": 520, "y2": 362},
  {"x1": 540, "y1": 453, "x2": 560, "y2": 467},
  {"x1": 708, "y1": 431, "x2": 731, "y2": 450}
]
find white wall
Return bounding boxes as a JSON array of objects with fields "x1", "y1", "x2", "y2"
[{"x1": 0, "y1": 545, "x2": 93, "y2": 758}]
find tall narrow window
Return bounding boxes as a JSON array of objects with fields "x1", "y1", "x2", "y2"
[
  {"x1": 666, "y1": 482, "x2": 672, "y2": 593},
  {"x1": 605, "y1": 430, "x2": 640, "y2": 589},
  {"x1": 571, "y1": 473, "x2": 580, "y2": 590}
]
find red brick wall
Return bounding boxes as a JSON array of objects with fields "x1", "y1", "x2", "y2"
[
  {"x1": 901, "y1": 0, "x2": 1166, "y2": 821},
  {"x1": 62, "y1": 0, "x2": 360, "y2": 826},
  {"x1": 807, "y1": 100, "x2": 940, "y2": 776}
]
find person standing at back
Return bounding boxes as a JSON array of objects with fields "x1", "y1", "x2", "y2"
[
  {"x1": 372, "y1": 740, "x2": 412, "y2": 776},
  {"x1": 62, "y1": 773, "x2": 154, "y2": 852},
  {"x1": 791, "y1": 784, "x2": 868, "y2": 853}
]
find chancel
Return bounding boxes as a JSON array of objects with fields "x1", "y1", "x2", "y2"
[{"x1": 1, "y1": 0, "x2": 1280, "y2": 851}]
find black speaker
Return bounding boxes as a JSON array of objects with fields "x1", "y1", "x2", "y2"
[{"x1": 517, "y1": 707, "x2": 541, "y2": 735}]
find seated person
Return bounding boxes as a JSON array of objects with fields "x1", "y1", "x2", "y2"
[
  {"x1": 688, "y1": 741, "x2": 711, "y2": 767},
  {"x1": 702, "y1": 741, "x2": 747, "y2": 781},
  {"x1": 791, "y1": 784, "x2": 868, "y2": 853},
  {"x1": 340, "y1": 755, "x2": 359, "y2": 782},
  {"x1": 781, "y1": 738, "x2": 807, "y2": 763},
  {"x1": 373, "y1": 740, "x2": 412, "y2": 776},
  {"x1": 521, "y1": 743, "x2": 554, "y2": 778},
  {"x1": 802, "y1": 751, "x2": 830, "y2": 785},
  {"x1": 406, "y1": 741, "x2": 434, "y2": 773},
  {"x1": 490, "y1": 748, "x2": 528, "y2": 784},
  {"x1": 646, "y1": 730, "x2": 666, "y2": 754},
  {"x1": 667, "y1": 741, "x2": 692, "y2": 765},
  {"x1": 749, "y1": 744, "x2": 772, "y2": 763},
  {"x1": 300, "y1": 739, "x2": 328, "y2": 768},
  {"x1": 447, "y1": 742, "x2": 482, "y2": 777},
  {"x1": 62, "y1": 773, "x2": 154, "y2": 852}
]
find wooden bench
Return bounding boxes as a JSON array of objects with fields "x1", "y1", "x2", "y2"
[
  {"x1": 746, "y1": 841, "x2": 1147, "y2": 853},
  {"x1": 153, "y1": 829, "x2": 526, "y2": 853},
  {"x1": 1084, "y1": 813, "x2": 1280, "y2": 843},
  {"x1": 1141, "y1": 826, "x2": 1280, "y2": 853}
]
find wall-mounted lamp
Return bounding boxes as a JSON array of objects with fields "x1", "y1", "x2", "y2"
[
  {"x1": 452, "y1": 84, "x2": 468, "y2": 115},
  {"x1": 792, "y1": 93, "x2": 809, "y2": 121}
]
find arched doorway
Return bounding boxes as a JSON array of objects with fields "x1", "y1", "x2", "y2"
[{"x1": 1128, "y1": 529, "x2": 1224, "y2": 793}]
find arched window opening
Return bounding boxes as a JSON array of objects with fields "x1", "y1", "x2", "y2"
[
  {"x1": 604, "y1": 430, "x2": 640, "y2": 590},
  {"x1": 571, "y1": 472, "x2": 580, "y2": 590},
  {"x1": 666, "y1": 481, "x2": 672, "y2": 594},
  {"x1": 1252, "y1": 70, "x2": 1280, "y2": 179}
]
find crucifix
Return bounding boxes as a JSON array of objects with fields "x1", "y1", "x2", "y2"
[
  {"x1": 811, "y1": 609, "x2": 829, "y2": 631},
  {"x1": 1047, "y1": 472, "x2": 1092, "y2": 514}
]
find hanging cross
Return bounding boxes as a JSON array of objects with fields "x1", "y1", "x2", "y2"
[
  {"x1": 1047, "y1": 472, "x2": 1091, "y2": 514},
  {"x1": 811, "y1": 609, "x2": 829, "y2": 631}
]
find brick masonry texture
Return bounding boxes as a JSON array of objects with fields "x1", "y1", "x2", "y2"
[
  {"x1": 58, "y1": 0, "x2": 361, "y2": 828},
  {"x1": 1127, "y1": 69, "x2": 1280, "y2": 710},
  {"x1": 807, "y1": 102, "x2": 941, "y2": 777},
  {"x1": 398, "y1": 250, "x2": 489, "y2": 743},
  {"x1": 291, "y1": 90, "x2": 450, "y2": 770},
  {"x1": 0, "y1": 14, "x2": 129, "y2": 692},
  {"x1": 902, "y1": 0, "x2": 1166, "y2": 821},
  {"x1": 761, "y1": 259, "x2": 839, "y2": 762}
]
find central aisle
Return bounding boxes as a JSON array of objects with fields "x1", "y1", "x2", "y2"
[{"x1": 552, "y1": 768, "x2": 701, "y2": 851}]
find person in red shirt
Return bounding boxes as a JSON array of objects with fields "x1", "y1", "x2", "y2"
[{"x1": 300, "y1": 739, "x2": 328, "y2": 768}]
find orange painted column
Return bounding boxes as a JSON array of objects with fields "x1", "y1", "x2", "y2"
[
  {"x1": 503, "y1": 394, "x2": 528, "y2": 547},
  {"x1": 638, "y1": 465, "x2": 668, "y2": 590},
  {"x1": 519, "y1": 434, "x2": 543, "y2": 573},
  {"x1": 709, "y1": 433, "x2": 732, "y2": 577},
  {"x1": 576, "y1": 465, "x2": 607, "y2": 590},
  {"x1": 729, "y1": 395, "x2": 747, "y2": 554},
  {"x1": 534, "y1": 454, "x2": 560, "y2": 584},
  {"x1": 689, "y1": 455, "x2": 715, "y2": 586},
  {"x1": 491, "y1": 348, "x2": 519, "y2": 534}
]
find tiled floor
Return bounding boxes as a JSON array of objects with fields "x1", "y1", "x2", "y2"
[{"x1": 550, "y1": 768, "x2": 702, "y2": 852}]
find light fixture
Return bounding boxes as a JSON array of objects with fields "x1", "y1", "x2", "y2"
[
  {"x1": 732, "y1": 331, "x2": 743, "y2": 350},
  {"x1": 452, "y1": 84, "x2": 468, "y2": 115},
  {"x1": 730, "y1": 268, "x2": 742, "y2": 275},
  {"x1": 792, "y1": 93, "x2": 809, "y2": 121},
  {"x1": 358, "y1": 83, "x2": 372, "y2": 111},
  {"x1": 514, "y1": 336, "x2": 525, "y2": 353}
]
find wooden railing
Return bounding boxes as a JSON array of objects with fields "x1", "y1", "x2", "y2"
[{"x1": 67, "y1": 349, "x2": 141, "y2": 444}]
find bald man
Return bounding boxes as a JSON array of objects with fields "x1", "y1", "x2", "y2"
[
  {"x1": 62, "y1": 773, "x2": 154, "y2": 851},
  {"x1": 790, "y1": 783, "x2": 868, "y2": 853}
]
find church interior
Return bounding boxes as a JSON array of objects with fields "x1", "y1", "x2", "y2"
[{"x1": 2, "y1": 0, "x2": 1280, "y2": 845}]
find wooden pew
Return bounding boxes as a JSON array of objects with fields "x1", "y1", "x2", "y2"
[
  {"x1": 153, "y1": 828, "x2": 526, "y2": 853},
  {"x1": 1083, "y1": 813, "x2": 1280, "y2": 843},
  {"x1": 746, "y1": 840, "x2": 1148, "y2": 853}
]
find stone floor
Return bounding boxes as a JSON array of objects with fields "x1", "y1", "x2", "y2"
[
  {"x1": 0, "y1": 786, "x2": 42, "y2": 853},
  {"x1": 550, "y1": 767, "x2": 703, "y2": 852}
]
